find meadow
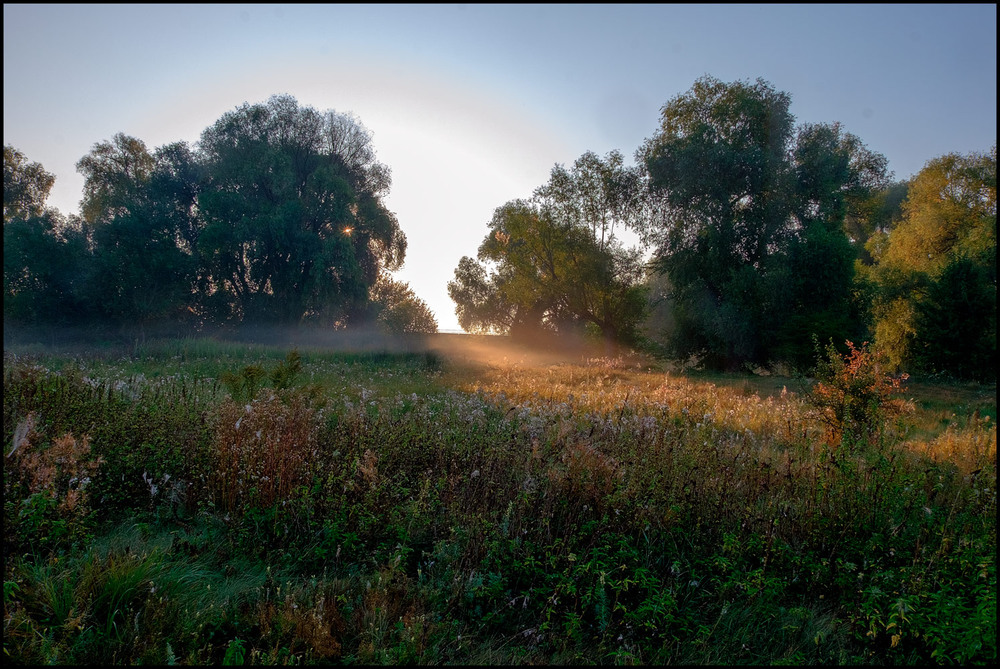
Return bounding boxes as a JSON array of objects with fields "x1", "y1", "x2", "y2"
[{"x1": 3, "y1": 334, "x2": 995, "y2": 665}]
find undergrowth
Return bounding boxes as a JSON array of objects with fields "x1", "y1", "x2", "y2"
[{"x1": 3, "y1": 339, "x2": 995, "y2": 665}]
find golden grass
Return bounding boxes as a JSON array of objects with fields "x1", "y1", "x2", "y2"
[{"x1": 437, "y1": 338, "x2": 995, "y2": 480}]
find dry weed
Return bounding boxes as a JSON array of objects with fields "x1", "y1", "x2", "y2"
[{"x1": 209, "y1": 392, "x2": 318, "y2": 515}]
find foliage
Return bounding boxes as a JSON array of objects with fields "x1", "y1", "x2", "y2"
[
  {"x1": 197, "y1": 95, "x2": 405, "y2": 325},
  {"x1": 639, "y1": 76, "x2": 889, "y2": 370},
  {"x1": 368, "y1": 272, "x2": 439, "y2": 334},
  {"x1": 3, "y1": 338, "x2": 995, "y2": 664},
  {"x1": 5, "y1": 413, "x2": 102, "y2": 555},
  {"x1": 853, "y1": 179, "x2": 910, "y2": 265},
  {"x1": 449, "y1": 151, "x2": 650, "y2": 346},
  {"x1": 3, "y1": 210, "x2": 91, "y2": 324},
  {"x1": 76, "y1": 133, "x2": 156, "y2": 226},
  {"x1": 74, "y1": 137, "x2": 203, "y2": 328},
  {"x1": 807, "y1": 339, "x2": 911, "y2": 447},
  {"x1": 867, "y1": 147, "x2": 996, "y2": 374},
  {"x1": 4, "y1": 96, "x2": 436, "y2": 332},
  {"x1": 912, "y1": 256, "x2": 996, "y2": 381},
  {"x1": 219, "y1": 349, "x2": 303, "y2": 404},
  {"x1": 2, "y1": 74, "x2": 997, "y2": 662},
  {"x1": 209, "y1": 389, "x2": 317, "y2": 516},
  {"x1": 4, "y1": 144, "x2": 55, "y2": 222}
]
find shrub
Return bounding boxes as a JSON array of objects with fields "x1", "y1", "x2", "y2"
[
  {"x1": 808, "y1": 339, "x2": 911, "y2": 448},
  {"x1": 220, "y1": 350, "x2": 302, "y2": 404},
  {"x1": 208, "y1": 390, "x2": 319, "y2": 516},
  {"x1": 5, "y1": 413, "x2": 102, "y2": 554}
]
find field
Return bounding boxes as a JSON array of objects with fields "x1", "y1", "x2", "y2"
[{"x1": 3, "y1": 333, "x2": 996, "y2": 665}]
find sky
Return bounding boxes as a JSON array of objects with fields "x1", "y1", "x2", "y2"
[{"x1": 4, "y1": 4, "x2": 996, "y2": 332}]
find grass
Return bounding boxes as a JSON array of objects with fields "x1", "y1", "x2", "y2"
[{"x1": 3, "y1": 335, "x2": 996, "y2": 665}]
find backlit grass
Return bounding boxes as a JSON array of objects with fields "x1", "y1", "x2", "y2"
[{"x1": 4, "y1": 336, "x2": 995, "y2": 665}]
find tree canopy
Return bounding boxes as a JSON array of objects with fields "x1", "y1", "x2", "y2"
[
  {"x1": 369, "y1": 272, "x2": 439, "y2": 335},
  {"x1": 5, "y1": 79, "x2": 993, "y2": 382},
  {"x1": 449, "y1": 151, "x2": 650, "y2": 346},
  {"x1": 4, "y1": 95, "x2": 429, "y2": 334},
  {"x1": 638, "y1": 76, "x2": 889, "y2": 369},
  {"x1": 866, "y1": 147, "x2": 996, "y2": 375},
  {"x1": 4, "y1": 144, "x2": 55, "y2": 222},
  {"x1": 196, "y1": 95, "x2": 406, "y2": 325}
]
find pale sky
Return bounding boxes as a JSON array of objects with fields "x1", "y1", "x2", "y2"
[{"x1": 4, "y1": 4, "x2": 996, "y2": 332}]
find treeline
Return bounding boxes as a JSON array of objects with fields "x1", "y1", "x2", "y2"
[
  {"x1": 5, "y1": 79, "x2": 995, "y2": 379},
  {"x1": 3, "y1": 95, "x2": 438, "y2": 338},
  {"x1": 448, "y1": 76, "x2": 996, "y2": 380}
]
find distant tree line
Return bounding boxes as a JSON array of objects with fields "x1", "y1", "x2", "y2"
[
  {"x1": 448, "y1": 76, "x2": 995, "y2": 380},
  {"x1": 5, "y1": 81, "x2": 994, "y2": 379},
  {"x1": 4, "y1": 95, "x2": 438, "y2": 337}
]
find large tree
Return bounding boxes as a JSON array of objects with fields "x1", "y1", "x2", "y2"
[
  {"x1": 776, "y1": 122, "x2": 890, "y2": 365},
  {"x1": 868, "y1": 147, "x2": 996, "y2": 374},
  {"x1": 4, "y1": 147, "x2": 91, "y2": 325},
  {"x1": 449, "y1": 151, "x2": 649, "y2": 345},
  {"x1": 4, "y1": 100, "x2": 423, "y2": 332},
  {"x1": 912, "y1": 256, "x2": 995, "y2": 380},
  {"x1": 76, "y1": 133, "x2": 156, "y2": 225},
  {"x1": 196, "y1": 95, "x2": 406, "y2": 325},
  {"x1": 3, "y1": 210, "x2": 90, "y2": 325},
  {"x1": 639, "y1": 77, "x2": 796, "y2": 368},
  {"x1": 74, "y1": 135, "x2": 200, "y2": 327},
  {"x1": 639, "y1": 76, "x2": 888, "y2": 369}
]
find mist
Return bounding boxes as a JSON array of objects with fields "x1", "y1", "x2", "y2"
[{"x1": 3, "y1": 321, "x2": 634, "y2": 370}]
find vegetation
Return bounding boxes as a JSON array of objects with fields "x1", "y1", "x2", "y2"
[
  {"x1": 3, "y1": 337, "x2": 995, "y2": 664},
  {"x1": 3, "y1": 96, "x2": 437, "y2": 336},
  {"x1": 449, "y1": 150, "x2": 650, "y2": 347},
  {"x1": 2, "y1": 73, "x2": 996, "y2": 663},
  {"x1": 5, "y1": 76, "x2": 995, "y2": 383},
  {"x1": 862, "y1": 147, "x2": 996, "y2": 377},
  {"x1": 444, "y1": 75, "x2": 995, "y2": 383},
  {"x1": 637, "y1": 77, "x2": 890, "y2": 370}
]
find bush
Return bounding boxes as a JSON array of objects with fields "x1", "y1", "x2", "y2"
[
  {"x1": 808, "y1": 339, "x2": 911, "y2": 448},
  {"x1": 208, "y1": 390, "x2": 318, "y2": 516}
]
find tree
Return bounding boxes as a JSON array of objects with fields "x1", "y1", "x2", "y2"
[
  {"x1": 196, "y1": 95, "x2": 406, "y2": 325},
  {"x1": 148, "y1": 141, "x2": 205, "y2": 256},
  {"x1": 912, "y1": 256, "x2": 995, "y2": 380},
  {"x1": 3, "y1": 210, "x2": 90, "y2": 324},
  {"x1": 869, "y1": 147, "x2": 996, "y2": 373},
  {"x1": 854, "y1": 179, "x2": 910, "y2": 265},
  {"x1": 534, "y1": 150, "x2": 648, "y2": 252},
  {"x1": 3, "y1": 148, "x2": 90, "y2": 326},
  {"x1": 75, "y1": 135, "x2": 199, "y2": 327},
  {"x1": 448, "y1": 255, "x2": 516, "y2": 335},
  {"x1": 4, "y1": 145, "x2": 55, "y2": 222},
  {"x1": 76, "y1": 133, "x2": 155, "y2": 225},
  {"x1": 639, "y1": 77, "x2": 797, "y2": 368},
  {"x1": 5, "y1": 99, "x2": 412, "y2": 333},
  {"x1": 639, "y1": 76, "x2": 888, "y2": 370},
  {"x1": 775, "y1": 122, "x2": 889, "y2": 366},
  {"x1": 449, "y1": 151, "x2": 650, "y2": 346},
  {"x1": 450, "y1": 201, "x2": 570, "y2": 338},
  {"x1": 876, "y1": 148, "x2": 995, "y2": 276},
  {"x1": 369, "y1": 273, "x2": 438, "y2": 335}
]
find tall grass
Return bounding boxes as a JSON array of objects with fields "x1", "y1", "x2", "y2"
[{"x1": 3, "y1": 339, "x2": 995, "y2": 664}]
